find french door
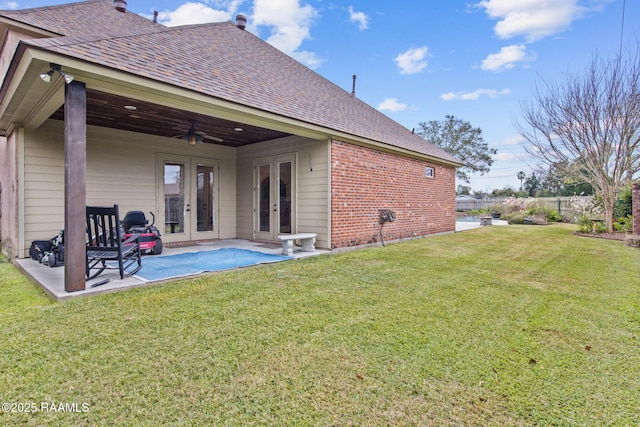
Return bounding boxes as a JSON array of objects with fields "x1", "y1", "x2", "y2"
[
  {"x1": 158, "y1": 155, "x2": 219, "y2": 242},
  {"x1": 254, "y1": 155, "x2": 296, "y2": 241}
]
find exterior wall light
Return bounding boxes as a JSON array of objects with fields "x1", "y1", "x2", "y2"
[{"x1": 40, "y1": 63, "x2": 74, "y2": 84}]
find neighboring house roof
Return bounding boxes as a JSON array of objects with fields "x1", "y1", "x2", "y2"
[{"x1": 1, "y1": 0, "x2": 462, "y2": 166}]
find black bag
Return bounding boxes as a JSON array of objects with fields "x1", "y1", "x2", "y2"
[
  {"x1": 53, "y1": 244, "x2": 64, "y2": 264},
  {"x1": 29, "y1": 240, "x2": 52, "y2": 260}
]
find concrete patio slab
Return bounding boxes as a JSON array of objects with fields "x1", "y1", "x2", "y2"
[
  {"x1": 455, "y1": 219, "x2": 508, "y2": 231},
  {"x1": 16, "y1": 239, "x2": 328, "y2": 301},
  {"x1": 15, "y1": 222, "x2": 506, "y2": 301}
]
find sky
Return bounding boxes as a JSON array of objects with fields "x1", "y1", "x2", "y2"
[{"x1": 4, "y1": 0, "x2": 639, "y2": 193}]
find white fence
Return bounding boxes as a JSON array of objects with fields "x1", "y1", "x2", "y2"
[{"x1": 456, "y1": 196, "x2": 586, "y2": 216}]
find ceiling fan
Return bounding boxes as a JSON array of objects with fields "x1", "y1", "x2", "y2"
[{"x1": 174, "y1": 120, "x2": 223, "y2": 145}]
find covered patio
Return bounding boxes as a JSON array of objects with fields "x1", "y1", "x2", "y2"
[
  {"x1": 16, "y1": 239, "x2": 328, "y2": 301},
  {"x1": 1, "y1": 1, "x2": 462, "y2": 299},
  {"x1": 16, "y1": 219, "x2": 495, "y2": 301}
]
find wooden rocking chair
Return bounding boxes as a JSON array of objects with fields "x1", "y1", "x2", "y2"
[{"x1": 86, "y1": 204, "x2": 142, "y2": 280}]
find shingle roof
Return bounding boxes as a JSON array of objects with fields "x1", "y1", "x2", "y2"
[
  {"x1": 0, "y1": 0, "x2": 162, "y2": 37},
  {"x1": 1, "y1": 0, "x2": 460, "y2": 165}
]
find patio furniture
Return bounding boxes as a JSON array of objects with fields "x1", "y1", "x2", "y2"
[
  {"x1": 86, "y1": 204, "x2": 142, "y2": 280},
  {"x1": 479, "y1": 216, "x2": 492, "y2": 226},
  {"x1": 277, "y1": 233, "x2": 317, "y2": 256}
]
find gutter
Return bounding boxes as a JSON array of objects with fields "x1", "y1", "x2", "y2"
[{"x1": 3, "y1": 42, "x2": 464, "y2": 169}]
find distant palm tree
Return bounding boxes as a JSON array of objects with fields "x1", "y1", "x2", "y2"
[{"x1": 517, "y1": 171, "x2": 526, "y2": 190}]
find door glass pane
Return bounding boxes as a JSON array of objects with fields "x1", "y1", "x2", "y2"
[
  {"x1": 164, "y1": 163, "x2": 184, "y2": 234},
  {"x1": 279, "y1": 161, "x2": 292, "y2": 234},
  {"x1": 196, "y1": 164, "x2": 214, "y2": 232},
  {"x1": 259, "y1": 164, "x2": 270, "y2": 232}
]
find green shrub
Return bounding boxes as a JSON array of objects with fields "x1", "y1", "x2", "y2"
[
  {"x1": 614, "y1": 185, "x2": 633, "y2": 219},
  {"x1": 546, "y1": 209, "x2": 562, "y2": 223},
  {"x1": 523, "y1": 204, "x2": 562, "y2": 224},
  {"x1": 576, "y1": 214, "x2": 593, "y2": 233},
  {"x1": 613, "y1": 215, "x2": 633, "y2": 233},
  {"x1": 469, "y1": 208, "x2": 490, "y2": 215},
  {"x1": 503, "y1": 212, "x2": 525, "y2": 224},
  {"x1": 489, "y1": 203, "x2": 503, "y2": 214},
  {"x1": 595, "y1": 221, "x2": 607, "y2": 233},
  {"x1": 500, "y1": 197, "x2": 564, "y2": 225},
  {"x1": 575, "y1": 214, "x2": 608, "y2": 234}
]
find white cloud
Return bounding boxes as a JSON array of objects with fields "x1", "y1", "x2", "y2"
[
  {"x1": 157, "y1": 1, "x2": 324, "y2": 69},
  {"x1": 440, "y1": 88, "x2": 511, "y2": 101},
  {"x1": 377, "y1": 98, "x2": 408, "y2": 112},
  {"x1": 495, "y1": 152, "x2": 519, "y2": 161},
  {"x1": 480, "y1": 44, "x2": 533, "y2": 72},
  {"x1": 394, "y1": 47, "x2": 428, "y2": 75},
  {"x1": 475, "y1": 0, "x2": 610, "y2": 42},
  {"x1": 290, "y1": 50, "x2": 324, "y2": 69},
  {"x1": 253, "y1": 0, "x2": 323, "y2": 68},
  {"x1": 348, "y1": 6, "x2": 369, "y2": 30},
  {"x1": 157, "y1": 2, "x2": 234, "y2": 26},
  {"x1": 502, "y1": 134, "x2": 526, "y2": 146}
]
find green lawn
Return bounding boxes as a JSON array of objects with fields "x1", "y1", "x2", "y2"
[{"x1": 1, "y1": 224, "x2": 639, "y2": 426}]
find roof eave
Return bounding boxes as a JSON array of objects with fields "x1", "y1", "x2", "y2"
[
  {"x1": 2, "y1": 45, "x2": 464, "y2": 167},
  {"x1": 0, "y1": 16, "x2": 62, "y2": 38}
]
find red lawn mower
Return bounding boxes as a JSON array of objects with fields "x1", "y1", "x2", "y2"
[{"x1": 122, "y1": 210, "x2": 163, "y2": 255}]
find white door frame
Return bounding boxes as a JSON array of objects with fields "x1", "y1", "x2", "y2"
[
  {"x1": 157, "y1": 154, "x2": 220, "y2": 243},
  {"x1": 253, "y1": 154, "x2": 296, "y2": 241}
]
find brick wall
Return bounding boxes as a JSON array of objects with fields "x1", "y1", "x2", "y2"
[
  {"x1": 330, "y1": 140, "x2": 456, "y2": 248},
  {"x1": 633, "y1": 182, "x2": 640, "y2": 235}
]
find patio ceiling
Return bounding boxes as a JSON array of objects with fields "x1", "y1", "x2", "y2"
[{"x1": 50, "y1": 89, "x2": 292, "y2": 147}]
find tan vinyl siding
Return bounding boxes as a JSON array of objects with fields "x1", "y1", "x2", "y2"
[
  {"x1": 297, "y1": 145, "x2": 330, "y2": 248},
  {"x1": 23, "y1": 125, "x2": 64, "y2": 249},
  {"x1": 236, "y1": 136, "x2": 329, "y2": 248},
  {"x1": 21, "y1": 120, "x2": 237, "y2": 256}
]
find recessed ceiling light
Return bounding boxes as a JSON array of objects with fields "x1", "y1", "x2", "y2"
[
  {"x1": 124, "y1": 105, "x2": 137, "y2": 111},
  {"x1": 234, "y1": 127, "x2": 243, "y2": 132}
]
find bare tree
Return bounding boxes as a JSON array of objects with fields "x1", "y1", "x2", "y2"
[{"x1": 517, "y1": 46, "x2": 640, "y2": 232}]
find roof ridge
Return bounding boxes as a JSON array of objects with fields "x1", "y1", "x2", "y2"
[
  {"x1": 166, "y1": 21, "x2": 236, "y2": 30},
  {"x1": 8, "y1": 3, "x2": 460, "y2": 164},
  {"x1": 0, "y1": 0, "x2": 162, "y2": 38},
  {"x1": 27, "y1": 27, "x2": 172, "y2": 48},
  {"x1": 24, "y1": 21, "x2": 237, "y2": 49},
  {"x1": 0, "y1": 0, "x2": 103, "y2": 14}
]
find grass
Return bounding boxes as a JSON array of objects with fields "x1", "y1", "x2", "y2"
[{"x1": 1, "y1": 224, "x2": 639, "y2": 426}]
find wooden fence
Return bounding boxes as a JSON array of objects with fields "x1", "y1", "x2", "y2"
[{"x1": 456, "y1": 196, "x2": 587, "y2": 216}]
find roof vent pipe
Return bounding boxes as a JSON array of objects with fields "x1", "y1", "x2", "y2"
[
  {"x1": 351, "y1": 74, "x2": 357, "y2": 98},
  {"x1": 236, "y1": 14, "x2": 247, "y2": 30},
  {"x1": 153, "y1": 10, "x2": 158, "y2": 24},
  {"x1": 114, "y1": 0, "x2": 127, "y2": 13}
]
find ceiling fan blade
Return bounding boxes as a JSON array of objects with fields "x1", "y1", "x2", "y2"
[
  {"x1": 171, "y1": 120, "x2": 224, "y2": 143},
  {"x1": 198, "y1": 132, "x2": 224, "y2": 143}
]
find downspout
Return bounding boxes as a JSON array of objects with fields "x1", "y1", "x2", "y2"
[{"x1": 326, "y1": 138, "x2": 332, "y2": 249}]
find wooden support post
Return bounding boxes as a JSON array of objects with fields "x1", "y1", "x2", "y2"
[{"x1": 64, "y1": 81, "x2": 87, "y2": 292}]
